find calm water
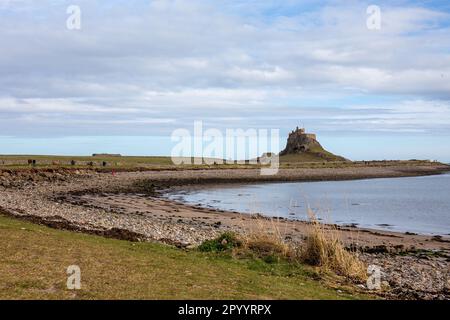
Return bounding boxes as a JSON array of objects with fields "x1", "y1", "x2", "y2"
[{"x1": 168, "y1": 173, "x2": 450, "y2": 236}]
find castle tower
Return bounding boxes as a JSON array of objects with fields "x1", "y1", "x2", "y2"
[{"x1": 280, "y1": 127, "x2": 320, "y2": 155}]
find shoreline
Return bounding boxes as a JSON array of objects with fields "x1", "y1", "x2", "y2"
[
  {"x1": 161, "y1": 173, "x2": 450, "y2": 238},
  {"x1": 1, "y1": 164, "x2": 449, "y2": 245},
  {"x1": 148, "y1": 164, "x2": 450, "y2": 186},
  {"x1": 162, "y1": 196, "x2": 450, "y2": 239},
  {"x1": 1, "y1": 164, "x2": 449, "y2": 299}
]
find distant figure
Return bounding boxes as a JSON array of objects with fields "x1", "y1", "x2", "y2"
[
  {"x1": 102, "y1": 161, "x2": 107, "y2": 167},
  {"x1": 71, "y1": 160, "x2": 76, "y2": 166},
  {"x1": 27, "y1": 159, "x2": 33, "y2": 165},
  {"x1": 87, "y1": 161, "x2": 94, "y2": 166},
  {"x1": 32, "y1": 160, "x2": 36, "y2": 167}
]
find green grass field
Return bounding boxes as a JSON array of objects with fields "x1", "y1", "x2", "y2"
[
  {"x1": 0, "y1": 154, "x2": 259, "y2": 171},
  {"x1": 280, "y1": 143, "x2": 348, "y2": 162},
  {"x1": 0, "y1": 215, "x2": 368, "y2": 300},
  {"x1": 0, "y1": 154, "x2": 173, "y2": 168},
  {"x1": 0, "y1": 154, "x2": 438, "y2": 172}
]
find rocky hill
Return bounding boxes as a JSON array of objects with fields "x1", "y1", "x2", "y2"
[{"x1": 280, "y1": 127, "x2": 347, "y2": 162}]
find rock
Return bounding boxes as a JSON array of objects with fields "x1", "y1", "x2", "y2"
[
  {"x1": 279, "y1": 126, "x2": 346, "y2": 161},
  {"x1": 356, "y1": 284, "x2": 366, "y2": 290},
  {"x1": 381, "y1": 281, "x2": 391, "y2": 290},
  {"x1": 280, "y1": 127, "x2": 321, "y2": 155}
]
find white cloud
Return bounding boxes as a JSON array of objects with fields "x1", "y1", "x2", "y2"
[{"x1": 0, "y1": 0, "x2": 449, "y2": 138}]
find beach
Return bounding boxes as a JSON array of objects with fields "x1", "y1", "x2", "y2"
[{"x1": 1, "y1": 163, "x2": 450, "y2": 299}]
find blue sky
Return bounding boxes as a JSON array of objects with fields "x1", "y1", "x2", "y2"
[{"x1": 0, "y1": 0, "x2": 449, "y2": 161}]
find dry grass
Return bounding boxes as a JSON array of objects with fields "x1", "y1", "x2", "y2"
[
  {"x1": 236, "y1": 216, "x2": 294, "y2": 262},
  {"x1": 300, "y1": 210, "x2": 367, "y2": 281},
  {"x1": 231, "y1": 210, "x2": 367, "y2": 281}
]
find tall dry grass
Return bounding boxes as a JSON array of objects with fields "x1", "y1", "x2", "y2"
[
  {"x1": 300, "y1": 209, "x2": 367, "y2": 281},
  {"x1": 238, "y1": 216, "x2": 294, "y2": 261},
  {"x1": 233, "y1": 209, "x2": 367, "y2": 281}
]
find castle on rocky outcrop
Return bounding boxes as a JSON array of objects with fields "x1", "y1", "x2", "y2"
[
  {"x1": 280, "y1": 127, "x2": 322, "y2": 155},
  {"x1": 290, "y1": 127, "x2": 317, "y2": 140}
]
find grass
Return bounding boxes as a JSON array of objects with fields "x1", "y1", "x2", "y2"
[
  {"x1": 0, "y1": 215, "x2": 369, "y2": 300},
  {"x1": 300, "y1": 212, "x2": 367, "y2": 281},
  {"x1": 200, "y1": 214, "x2": 367, "y2": 282},
  {"x1": 0, "y1": 155, "x2": 202, "y2": 170},
  {"x1": 198, "y1": 232, "x2": 242, "y2": 252},
  {"x1": 280, "y1": 145, "x2": 348, "y2": 163},
  {"x1": 237, "y1": 218, "x2": 294, "y2": 263},
  {"x1": 1, "y1": 154, "x2": 440, "y2": 172},
  {"x1": 0, "y1": 154, "x2": 268, "y2": 172}
]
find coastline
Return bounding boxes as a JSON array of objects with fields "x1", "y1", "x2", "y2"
[
  {"x1": 162, "y1": 174, "x2": 450, "y2": 237},
  {"x1": 1, "y1": 164, "x2": 450, "y2": 299},
  {"x1": 1, "y1": 164, "x2": 449, "y2": 246}
]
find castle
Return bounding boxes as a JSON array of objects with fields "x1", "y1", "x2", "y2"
[
  {"x1": 280, "y1": 127, "x2": 321, "y2": 155},
  {"x1": 289, "y1": 127, "x2": 317, "y2": 140}
]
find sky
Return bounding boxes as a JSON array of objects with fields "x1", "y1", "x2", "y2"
[{"x1": 0, "y1": 0, "x2": 449, "y2": 161}]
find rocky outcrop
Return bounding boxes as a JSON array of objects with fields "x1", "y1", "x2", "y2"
[
  {"x1": 280, "y1": 127, "x2": 323, "y2": 155},
  {"x1": 279, "y1": 127, "x2": 348, "y2": 161}
]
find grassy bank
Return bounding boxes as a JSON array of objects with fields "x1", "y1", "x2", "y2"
[
  {"x1": 1, "y1": 154, "x2": 444, "y2": 172},
  {"x1": 0, "y1": 215, "x2": 368, "y2": 300}
]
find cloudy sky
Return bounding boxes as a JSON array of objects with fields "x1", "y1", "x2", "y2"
[{"x1": 0, "y1": 0, "x2": 449, "y2": 160}]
